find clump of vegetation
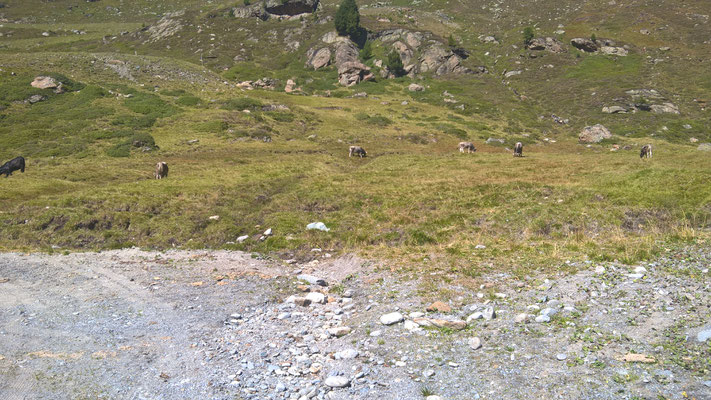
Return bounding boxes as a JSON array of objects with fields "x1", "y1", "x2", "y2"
[
  {"x1": 124, "y1": 92, "x2": 179, "y2": 118},
  {"x1": 355, "y1": 112, "x2": 392, "y2": 126},
  {"x1": 523, "y1": 26, "x2": 535, "y2": 45},
  {"x1": 176, "y1": 95, "x2": 202, "y2": 107},
  {"x1": 359, "y1": 40, "x2": 373, "y2": 62},
  {"x1": 386, "y1": 50, "x2": 404, "y2": 77},
  {"x1": 221, "y1": 97, "x2": 263, "y2": 111}
]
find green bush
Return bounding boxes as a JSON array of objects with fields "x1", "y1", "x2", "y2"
[
  {"x1": 176, "y1": 95, "x2": 201, "y2": 106},
  {"x1": 359, "y1": 40, "x2": 373, "y2": 62},
  {"x1": 523, "y1": 27, "x2": 534, "y2": 45},
  {"x1": 221, "y1": 97, "x2": 263, "y2": 111},
  {"x1": 335, "y1": 0, "x2": 360, "y2": 39},
  {"x1": 105, "y1": 142, "x2": 131, "y2": 157},
  {"x1": 111, "y1": 115, "x2": 156, "y2": 128},
  {"x1": 124, "y1": 92, "x2": 179, "y2": 118}
]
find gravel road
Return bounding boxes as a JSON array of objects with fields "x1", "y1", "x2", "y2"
[{"x1": 0, "y1": 247, "x2": 709, "y2": 400}]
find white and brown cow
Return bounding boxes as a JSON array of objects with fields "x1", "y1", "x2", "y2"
[
  {"x1": 458, "y1": 142, "x2": 476, "y2": 153},
  {"x1": 154, "y1": 162, "x2": 169, "y2": 179},
  {"x1": 349, "y1": 146, "x2": 367, "y2": 158}
]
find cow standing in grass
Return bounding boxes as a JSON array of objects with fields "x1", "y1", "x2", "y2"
[
  {"x1": 0, "y1": 156, "x2": 25, "y2": 177},
  {"x1": 640, "y1": 144, "x2": 653, "y2": 159},
  {"x1": 349, "y1": 146, "x2": 367, "y2": 158},
  {"x1": 513, "y1": 142, "x2": 523, "y2": 157},
  {"x1": 458, "y1": 142, "x2": 476, "y2": 153},
  {"x1": 154, "y1": 162, "x2": 168, "y2": 179}
]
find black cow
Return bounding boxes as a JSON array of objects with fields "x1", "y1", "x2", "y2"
[{"x1": 0, "y1": 156, "x2": 25, "y2": 177}]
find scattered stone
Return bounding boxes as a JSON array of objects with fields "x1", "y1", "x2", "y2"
[
  {"x1": 622, "y1": 353, "x2": 656, "y2": 363},
  {"x1": 380, "y1": 312, "x2": 404, "y2": 325},
  {"x1": 697, "y1": 327, "x2": 711, "y2": 343},
  {"x1": 305, "y1": 292, "x2": 326, "y2": 304},
  {"x1": 426, "y1": 301, "x2": 452, "y2": 313},
  {"x1": 514, "y1": 313, "x2": 529, "y2": 323},
  {"x1": 297, "y1": 274, "x2": 327, "y2": 286},
  {"x1": 423, "y1": 369, "x2": 435, "y2": 378},
  {"x1": 650, "y1": 103, "x2": 680, "y2": 114},
  {"x1": 327, "y1": 326, "x2": 351, "y2": 337},
  {"x1": 468, "y1": 337, "x2": 482, "y2": 350},
  {"x1": 324, "y1": 375, "x2": 350, "y2": 388},
  {"x1": 556, "y1": 353, "x2": 567, "y2": 361},
  {"x1": 420, "y1": 318, "x2": 467, "y2": 330},
  {"x1": 306, "y1": 222, "x2": 330, "y2": 232},
  {"x1": 535, "y1": 315, "x2": 551, "y2": 323},
  {"x1": 504, "y1": 70, "x2": 522, "y2": 78},
  {"x1": 482, "y1": 307, "x2": 496, "y2": 320},
  {"x1": 294, "y1": 297, "x2": 311, "y2": 307},
  {"x1": 27, "y1": 95, "x2": 46, "y2": 104},
  {"x1": 334, "y1": 349, "x2": 359, "y2": 360},
  {"x1": 408, "y1": 83, "x2": 424, "y2": 92}
]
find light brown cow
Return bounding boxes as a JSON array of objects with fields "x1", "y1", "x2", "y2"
[
  {"x1": 513, "y1": 142, "x2": 523, "y2": 157},
  {"x1": 458, "y1": 142, "x2": 476, "y2": 153},
  {"x1": 640, "y1": 144, "x2": 652, "y2": 159},
  {"x1": 349, "y1": 146, "x2": 367, "y2": 158},
  {"x1": 154, "y1": 162, "x2": 168, "y2": 179}
]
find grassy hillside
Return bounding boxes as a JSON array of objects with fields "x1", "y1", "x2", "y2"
[{"x1": 0, "y1": 0, "x2": 709, "y2": 273}]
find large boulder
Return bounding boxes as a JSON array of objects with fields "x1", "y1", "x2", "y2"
[
  {"x1": 419, "y1": 42, "x2": 470, "y2": 76},
  {"x1": 391, "y1": 41, "x2": 414, "y2": 65},
  {"x1": 571, "y1": 38, "x2": 598, "y2": 52},
  {"x1": 338, "y1": 62, "x2": 374, "y2": 86},
  {"x1": 31, "y1": 76, "x2": 59, "y2": 90},
  {"x1": 305, "y1": 47, "x2": 331, "y2": 70},
  {"x1": 334, "y1": 39, "x2": 359, "y2": 67},
  {"x1": 579, "y1": 124, "x2": 612, "y2": 143},
  {"x1": 650, "y1": 103, "x2": 680, "y2": 114}
]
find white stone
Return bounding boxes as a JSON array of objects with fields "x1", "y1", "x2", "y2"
[{"x1": 380, "y1": 312, "x2": 404, "y2": 325}]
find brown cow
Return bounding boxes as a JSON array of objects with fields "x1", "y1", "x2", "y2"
[
  {"x1": 154, "y1": 162, "x2": 168, "y2": 179},
  {"x1": 349, "y1": 146, "x2": 367, "y2": 158},
  {"x1": 513, "y1": 142, "x2": 523, "y2": 157},
  {"x1": 458, "y1": 142, "x2": 476, "y2": 153},
  {"x1": 640, "y1": 144, "x2": 652, "y2": 159}
]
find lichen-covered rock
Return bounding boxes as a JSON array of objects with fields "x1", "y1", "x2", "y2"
[{"x1": 579, "y1": 124, "x2": 612, "y2": 143}]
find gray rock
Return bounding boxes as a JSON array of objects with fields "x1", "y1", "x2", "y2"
[
  {"x1": 468, "y1": 336, "x2": 482, "y2": 350},
  {"x1": 408, "y1": 83, "x2": 425, "y2": 92},
  {"x1": 334, "y1": 349, "x2": 359, "y2": 360},
  {"x1": 423, "y1": 369, "x2": 435, "y2": 378},
  {"x1": 380, "y1": 312, "x2": 404, "y2": 325},
  {"x1": 556, "y1": 353, "x2": 567, "y2": 361},
  {"x1": 305, "y1": 292, "x2": 326, "y2": 304},
  {"x1": 305, "y1": 47, "x2": 331, "y2": 70},
  {"x1": 338, "y1": 62, "x2": 374, "y2": 86},
  {"x1": 571, "y1": 38, "x2": 598, "y2": 52},
  {"x1": 535, "y1": 315, "x2": 551, "y2": 323},
  {"x1": 600, "y1": 46, "x2": 628, "y2": 56},
  {"x1": 297, "y1": 274, "x2": 327, "y2": 286},
  {"x1": 579, "y1": 124, "x2": 612, "y2": 143},
  {"x1": 698, "y1": 143, "x2": 711, "y2": 151},
  {"x1": 482, "y1": 307, "x2": 496, "y2": 320},
  {"x1": 697, "y1": 327, "x2": 711, "y2": 342},
  {"x1": 602, "y1": 105, "x2": 627, "y2": 114},
  {"x1": 650, "y1": 103, "x2": 679, "y2": 114},
  {"x1": 324, "y1": 375, "x2": 350, "y2": 388}
]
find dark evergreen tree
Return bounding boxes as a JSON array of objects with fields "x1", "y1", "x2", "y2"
[
  {"x1": 335, "y1": 0, "x2": 360, "y2": 39},
  {"x1": 386, "y1": 50, "x2": 404, "y2": 77}
]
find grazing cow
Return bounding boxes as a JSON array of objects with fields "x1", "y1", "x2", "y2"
[
  {"x1": 458, "y1": 142, "x2": 476, "y2": 153},
  {"x1": 640, "y1": 144, "x2": 653, "y2": 159},
  {"x1": 513, "y1": 142, "x2": 523, "y2": 157},
  {"x1": 349, "y1": 146, "x2": 367, "y2": 158},
  {"x1": 0, "y1": 156, "x2": 25, "y2": 177},
  {"x1": 154, "y1": 162, "x2": 168, "y2": 179}
]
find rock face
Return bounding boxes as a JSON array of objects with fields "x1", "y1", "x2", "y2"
[
  {"x1": 528, "y1": 37, "x2": 566, "y2": 53},
  {"x1": 305, "y1": 47, "x2": 331, "y2": 70},
  {"x1": 338, "y1": 62, "x2": 373, "y2": 86},
  {"x1": 146, "y1": 11, "x2": 184, "y2": 42},
  {"x1": 264, "y1": 0, "x2": 319, "y2": 15},
  {"x1": 579, "y1": 124, "x2": 612, "y2": 143},
  {"x1": 419, "y1": 42, "x2": 470, "y2": 76},
  {"x1": 234, "y1": 0, "x2": 318, "y2": 19},
  {"x1": 334, "y1": 39, "x2": 359, "y2": 67},
  {"x1": 571, "y1": 38, "x2": 598, "y2": 52}
]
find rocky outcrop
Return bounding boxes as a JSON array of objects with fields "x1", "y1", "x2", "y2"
[
  {"x1": 571, "y1": 38, "x2": 598, "y2": 52},
  {"x1": 419, "y1": 42, "x2": 471, "y2": 76},
  {"x1": 233, "y1": 0, "x2": 318, "y2": 20},
  {"x1": 146, "y1": 11, "x2": 184, "y2": 42},
  {"x1": 579, "y1": 124, "x2": 612, "y2": 143},
  {"x1": 264, "y1": 0, "x2": 319, "y2": 16},
  {"x1": 305, "y1": 47, "x2": 331, "y2": 70},
  {"x1": 334, "y1": 39, "x2": 359, "y2": 67},
  {"x1": 338, "y1": 62, "x2": 373, "y2": 86},
  {"x1": 650, "y1": 103, "x2": 679, "y2": 114},
  {"x1": 528, "y1": 37, "x2": 566, "y2": 53}
]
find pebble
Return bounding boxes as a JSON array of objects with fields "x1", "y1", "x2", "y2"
[
  {"x1": 324, "y1": 376, "x2": 350, "y2": 388},
  {"x1": 466, "y1": 312, "x2": 483, "y2": 322},
  {"x1": 380, "y1": 312, "x2": 404, "y2": 325},
  {"x1": 535, "y1": 315, "x2": 551, "y2": 323},
  {"x1": 334, "y1": 349, "x2": 359, "y2": 360},
  {"x1": 297, "y1": 274, "x2": 328, "y2": 287},
  {"x1": 305, "y1": 292, "x2": 326, "y2": 304},
  {"x1": 468, "y1": 337, "x2": 482, "y2": 350},
  {"x1": 556, "y1": 353, "x2": 567, "y2": 361},
  {"x1": 482, "y1": 307, "x2": 496, "y2": 320},
  {"x1": 697, "y1": 327, "x2": 711, "y2": 343},
  {"x1": 423, "y1": 369, "x2": 435, "y2": 378}
]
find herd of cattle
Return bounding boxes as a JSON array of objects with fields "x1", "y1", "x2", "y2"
[{"x1": 0, "y1": 142, "x2": 653, "y2": 180}]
